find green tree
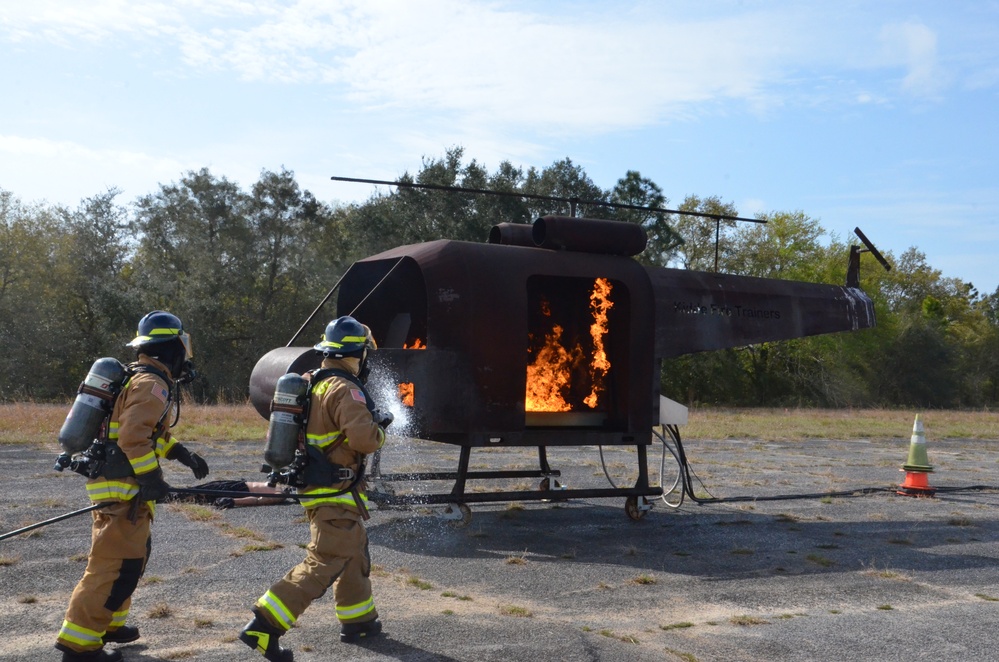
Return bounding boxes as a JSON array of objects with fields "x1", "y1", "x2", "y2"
[
  {"x1": 607, "y1": 170, "x2": 682, "y2": 267},
  {"x1": 855, "y1": 246, "x2": 989, "y2": 407},
  {"x1": 481, "y1": 160, "x2": 532, "y2": 227},
  {"x1": 670, "y1": 195, "x2": 739, "y2": 272},
  {"x1": 55, "y1": 190, "x2": 139, "y2": 364},
  {"x1": 973, "y1": 287, "x2": 999, "y2": 404},
  {"x1": 727, "y1": 211, "x2": 824, "y2": 280},
  {"x1": 0, "y1": 191, "x2": 66, "y2": 398},
  {"x1": 247, "y1": 168, "x2": 343, "y2": 352},
  {"x1": 133, "y1": 168, "x2": 255, "y2": 398},
  {"x1": 522, "y1": 157, "x2": 607, "y2": 219},
  {"x1": 345, "y1": 147, "x2": 509, "y2": 259},
  {"x1": 660, "y1": 349, "x2": 752, "y2": 406}
]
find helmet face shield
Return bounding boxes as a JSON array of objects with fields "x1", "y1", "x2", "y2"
[{"x1": 179, "y1": 332, "x2": 193, "y2": 360}]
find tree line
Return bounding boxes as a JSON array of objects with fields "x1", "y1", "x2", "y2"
[{"x1": 2, "y1": 147, "x2": 997, "y2": 408}]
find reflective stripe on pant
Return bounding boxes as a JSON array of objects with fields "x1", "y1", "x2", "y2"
[
  {"x1": 256, "y1": 504, "x2": 376, "y2": 630},
  {"x1": 56, "y1": 500, "x2": 152, "y2": 654}
]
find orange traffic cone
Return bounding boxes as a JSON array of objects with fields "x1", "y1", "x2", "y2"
[{"x1": 897, "y1": 414, "x2": 935, "y2": 497}]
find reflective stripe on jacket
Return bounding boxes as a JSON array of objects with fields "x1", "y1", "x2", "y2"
[
  {"x1": 297, "y1": 487, "x2": 370, "y2": 510},
  {"x1": 300, "y1": 357, "x2": 385, "y2": 513},
  {"x1": 86, "y1": 355, "x2": 173, "y2": 503}
]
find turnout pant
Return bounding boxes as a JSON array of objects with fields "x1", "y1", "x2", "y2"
[
  {"x1": 56, "y1": 500, "x2": 152, "y2": 654},
  {"x1": 255, "y1": 505, "x2": 377, "y2": 631}
]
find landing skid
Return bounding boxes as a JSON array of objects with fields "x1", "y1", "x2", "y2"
[{"x1": 367, "y1": 443, "x2": 662, "y2": 525}]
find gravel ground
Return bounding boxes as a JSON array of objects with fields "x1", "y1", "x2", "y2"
[{"x1": 2, "y1": 428, "x2": 998, "y2": 662}]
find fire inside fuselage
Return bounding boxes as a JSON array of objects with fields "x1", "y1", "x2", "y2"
[
  {"x1": 322, "y1": 232, "x2": 651, "y2": 444},
  {"x1": 398, "y1": 338, "x2": 425, "y2": 406},
  {"x1": 526, "y1": 277, "x2": 614, "y2": 413}
]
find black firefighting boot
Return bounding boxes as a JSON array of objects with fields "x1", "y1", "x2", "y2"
[
  {"x1": 103, "y1": 625, "x2": 140, "y2": 644},
  {"x1": 58, "y1": 647, "x2": 124, "y2": 662},
  {"x1": 238, "y1": 611, "x2": 294, "y2": 662},
  {"x1": 340, "y1": 618, "x2": 382, "y2": 643}
]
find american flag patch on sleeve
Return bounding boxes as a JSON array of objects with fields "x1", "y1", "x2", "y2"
[
  {"x1": 350, "y1": 389, "x2": 366, "y2": 403},
  {"x1": 152, "y1": 384, "x2": 169, "y2": 403}
]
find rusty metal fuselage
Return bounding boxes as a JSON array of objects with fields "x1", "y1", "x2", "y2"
[
  {"x1": 251, "y1": 220, "x2": 875, "y2": 444},
  {"x1": 247, "y1": 217, "x2": 876, "y2": 510}
]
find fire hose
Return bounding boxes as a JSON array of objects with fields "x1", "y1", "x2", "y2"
[
  {"x1": 600, "y1": 425, "x2": 999, "y2": 508},
  {"x1": 0, "y1": 481, "x2": 366, "y2": 543},
  {"x1": 598, "y1": 431, "x2": 684, "y2": 508},
  {"x1": 0, "y1": 503, "x2": 109, "y2": 542}
]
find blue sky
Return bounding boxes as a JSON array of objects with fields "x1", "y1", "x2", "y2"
[{"x1": 2, "y1": 1, "x2": 997, "y2": 295}]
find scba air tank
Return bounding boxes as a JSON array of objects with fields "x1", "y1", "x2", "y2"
[
  {"x1": 58, "y1": 357, "x2": 128, "y2": 454},
  {"x1": 264, "y1": 372, "x2": 310, "y2": 469}
]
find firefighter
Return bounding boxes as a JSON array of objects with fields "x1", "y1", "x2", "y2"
[
  {"x1": 239, "y1": 316, "x2": 390, "y2": 662},
  {"x1": 55, "y1": 311, "x2": 210, "y2": 662}
]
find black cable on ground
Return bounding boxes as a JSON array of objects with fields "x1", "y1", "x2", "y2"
[{"x1": 656, "y1": 424, "x2": 999, "y2": 505}]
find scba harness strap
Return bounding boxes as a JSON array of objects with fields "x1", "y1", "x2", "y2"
[
  {"x1": 100, "y1": 363, "x2": 174, "y2": 480},
  {"x1": 309, "y1": 368, "x2": 376, "y2": 415},
  {"x1": 299, "y1": 368, "x2": 375, "y2": 487},
  {"x1": 295, "y1": 367, "x2": 379, "y2": 520},
  {"x1": 302, "y1": 445, "x2": 355, "y2": 485}
]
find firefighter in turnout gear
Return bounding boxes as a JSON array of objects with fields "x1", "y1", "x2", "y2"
[
  {"x1": 240, "y1": 316, "x2": 390, "y2": 662},
  {"x1": 56, "y1": 311, "x2": 210, "y2": 662}
]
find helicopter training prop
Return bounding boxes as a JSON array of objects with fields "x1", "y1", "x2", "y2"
[{"x1": 249, "y1": 177, "x2": 890, "y2": 522}]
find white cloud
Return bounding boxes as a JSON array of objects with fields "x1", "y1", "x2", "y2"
[
  {"x1": 739, "y1": 198, "x2": 767, "y2": 217},
  {"x1": 879, "y1": 21, "x2": 946, "y2": 98},
  {"x1": 6, "y1": 2, "x2": 984, "y2": 141},
  {"x1": 164, "y1": 2, "x2": 804, "y2": 133},
  {"x1": 0, "y1": 134, "x2": 190, "y2": 204},
  {"x1": 0, "y1": 1, "x2": 820, "y2": 132},
  {"x1": 0, "y1": 1, "x2": 181, "y2": 43}
]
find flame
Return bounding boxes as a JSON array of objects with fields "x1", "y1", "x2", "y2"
[
  {"x1": 584, "y1": 277, "x2": 613, "y2": 408},
  {"x1": 525, "y1": 278, "x2": 613, "y2": 412},
  {"x1": 525, "y1": 325, "x2": 584, "y2": 411},
  {"x1": 399, "y1": 382, "x2": 415, "y2": 407},
  {"x1": 398, "y1": 339, "x2": 425, "y2": 406}
]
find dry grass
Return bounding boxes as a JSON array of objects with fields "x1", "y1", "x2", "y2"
[
  {"x1": 147, "y1": 603, "x2": 173, "y2": 619},
  {"x1": 677, "y1": 408, "x2": 999, "y2": 442},
  {"x1": 730, "y1": 615, "x2": 769, "y2": 626},
  {"x1": 406, "y1": 576, "x2": 433, "y2": 590},
  {"x1": 498, "y1": 604, "x2": 533, "y2": 618},
  {"x1": 2, "y1": 403, "x2": 997, "y2": 446},
  {"x1": 170, "y1": 402, "x2": 268, "y2": 441},
  {"x1": 0, "y1": 403, "x2": 67, "y2": 445},
  {"x1": 0, "y1": 402, "x2": 267, "y2": 445}
]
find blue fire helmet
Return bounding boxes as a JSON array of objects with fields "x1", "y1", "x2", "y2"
[
  {"x1": 314, "y1": 316, "x2": 368, "y2": 358},
  {"x1": 126, "y1": 310, "x2": 193, "y2": 359}
]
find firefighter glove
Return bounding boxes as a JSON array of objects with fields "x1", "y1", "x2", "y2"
[
  {"x1": 214, "y1": 497, "x2": 236, "y2": 510},
  {"x1": 136, "y1": 468, "x2": 171, "y2": 503},
  {"x1": 172, "y1": 444, "x2": 210, "y2": 479},
  {"x1": 373, "y1": 408, "x2": 394, "y2": 429}
]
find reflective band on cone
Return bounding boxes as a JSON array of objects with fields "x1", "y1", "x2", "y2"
[
  {"x1": 897, "y1": 414, "x2": 935, "y2": 497},
  {"x1": 902, "y1": 414, "x2": 933, "y2": 472}
]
